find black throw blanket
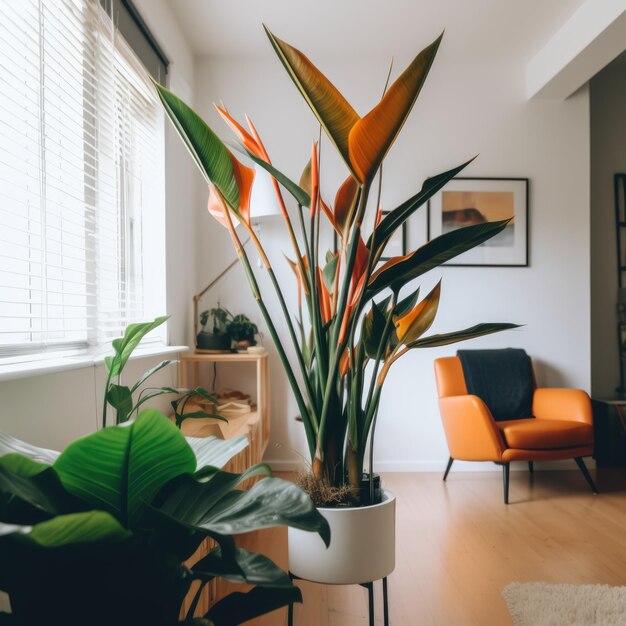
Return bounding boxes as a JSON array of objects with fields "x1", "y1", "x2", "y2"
[{"x1": 457, "y1": 348, "x2": 534, "y2": 421}]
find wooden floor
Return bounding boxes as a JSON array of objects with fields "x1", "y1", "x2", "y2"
[{"x1": 229, "y1": 467, "x2": 626, "y2": 626}]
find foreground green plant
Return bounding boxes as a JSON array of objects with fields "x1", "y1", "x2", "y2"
[
  {"x1": 0, "y1": 411, "x2": 329, "y2": 625},
  {"x1": 153, "y1": 26, "x2": 518, "y2": 503}
]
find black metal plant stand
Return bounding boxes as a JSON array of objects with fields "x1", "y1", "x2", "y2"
[{"x1": 287, "y1": 571, "x2": 390, "y2": 626}]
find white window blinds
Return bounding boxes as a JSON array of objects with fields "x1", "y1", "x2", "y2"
[{"x1": 0, "y1": 0, "x2": 166, "y2": 355}]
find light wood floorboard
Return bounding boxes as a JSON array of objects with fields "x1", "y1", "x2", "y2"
[{"x1": 226, "y1": 467, "x2": 626, "y2": 625}]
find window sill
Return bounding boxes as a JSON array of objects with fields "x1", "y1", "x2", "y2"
[{"x1": 0, "y1": 345, "x2": 189, "y2": 383}]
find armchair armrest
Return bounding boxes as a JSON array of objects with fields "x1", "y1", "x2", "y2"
[
  {"x1": 532, "y1": 388, "x2": 592, "y2": 425},
  {"x1": 439, "y1": 395, "x2": 506, "y2": 461}
]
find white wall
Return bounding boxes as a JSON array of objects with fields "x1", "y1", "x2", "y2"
[
  {"x1": 193, "y1": 43, "x2": 591, "y2": 471},
  {"x1": 590, "y1": 54, "x2": 626, "y2": 398},
  {"x1": 0, "y1": 0, "x2": 199, "y2": 449}
]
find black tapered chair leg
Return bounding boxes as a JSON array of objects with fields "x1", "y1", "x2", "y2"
[
  {"x1": 574, "y1": 456, "x2": 598, "y2": 494},
  {"x1": 503, "y1": 463, "x2": 510, "y2": 504},
  {"x1": 443, "y1": 457, "x2": 454, "y2": 481},
  {"x1": 528, "y1": 461, "x2": 534, "y2": 475}
]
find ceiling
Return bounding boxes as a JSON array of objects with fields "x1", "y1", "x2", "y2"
[{"x1": 167, "y1": 0, "x2": 586, "y2": 63}]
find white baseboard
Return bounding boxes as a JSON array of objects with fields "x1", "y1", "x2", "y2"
[{"x1": 265, "y1": 458, "x2": 596, "y2": 473}]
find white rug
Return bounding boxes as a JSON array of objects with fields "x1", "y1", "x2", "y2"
[{"x1": 503, "y1": 582, "x2": 626, "y2": 626}]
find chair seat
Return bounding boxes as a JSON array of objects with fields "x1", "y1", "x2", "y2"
[{"x1": 497, "y1": 418, "x2": 593, "y2": 450}]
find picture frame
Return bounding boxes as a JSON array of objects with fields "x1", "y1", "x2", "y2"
[{"x1": 428, "y1": 177, "x2": 529, "y2": 267}]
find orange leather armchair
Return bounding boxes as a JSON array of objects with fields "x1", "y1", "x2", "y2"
[{"x1": 434, "y1": 356, "x2": 597, "y2": 503}]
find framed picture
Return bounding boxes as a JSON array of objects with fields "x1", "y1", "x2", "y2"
[
  {"x1": 428, "y1": 177, "x2": 529, "y2": 267},
  {"x1": 379, "y1": 211, "x2": 407, "y2": 261}
]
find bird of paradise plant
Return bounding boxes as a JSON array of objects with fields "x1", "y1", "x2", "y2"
[{"x1": 153, "y1": 26, "x2": 518, "y2": 505}]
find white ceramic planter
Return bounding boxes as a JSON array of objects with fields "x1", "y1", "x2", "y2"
[{"x1": 288, "y1": 488, "x2": 396, "y2": 584}]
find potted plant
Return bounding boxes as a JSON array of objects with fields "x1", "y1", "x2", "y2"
[
  {"x1": 227, "y1": 313, "x2": 259, "y2": 350},
  {"x1": 0, "y1": 323, "x2": 329, "y2": 626},
  {"x1": 197, "y1": 305, "x2": 232, "y2": 351},
  {"x1": 153, "y1": 26, "x2": 518, "y2": 586}
]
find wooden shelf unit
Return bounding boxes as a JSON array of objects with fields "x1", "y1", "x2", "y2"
[
  {"x1": 177, "y1": 350, "x2": 271, "y2": 619},
  {"x1": 178, "y1": 350, "x2": 270, "y2": 459}
]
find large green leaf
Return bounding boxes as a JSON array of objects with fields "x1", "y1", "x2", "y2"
[
  {"x1": 53, "y1": 410, "x2": 195, "y2": 528},
  {"x1": 228, "y1": 141, "x2": 311, "y2": 207},
  {"x1": 264, "y1": 25, "x2": 360, "y2": 178},
  {"x1": 0, "y1": 511, "x2": 130, "y2": 548},
  {"x1": 206, "y1": 585, "x2": 302, "y2": 626},
  {"x1": 0, "y1": 456, "x2": 84, "y2": 524},
  {"x1": 368, "y1": 219, "x2": 510, "y2": 295},
  {"x1": 153, "y1": 475, "x2": 330, "y2": 547},
  {"x1": 155, "y1": 464, "x2": 272, "y2": 521},
  {"x1": 406, "y1": 323, "x2": 520, "y2": 349},
  {"x1": 105, "y1": 316, "x2": 169, "y2": 377},
  {"x1": 153, "y1": 83, "x2": 240, "y2": 210},
  {"x1": 193, "y1": 547, "x2": 292, "y2": 588}
]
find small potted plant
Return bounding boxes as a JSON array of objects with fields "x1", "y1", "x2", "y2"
[
  {"x1": 227, "y1": 313, "x2": 259, "y2": 350},
  {"x1": 196, "y1": 305, "x2": 232, "y2": 351}
]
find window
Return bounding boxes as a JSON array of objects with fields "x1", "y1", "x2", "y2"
[{"x1": 0, "y1": 0, "x2": 167, "y2": 357}]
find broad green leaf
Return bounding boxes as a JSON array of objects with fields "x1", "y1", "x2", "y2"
[
  {"x1": 130, "y1": 359, "x2": 176, "y2": 393},
  {"x1": 200, "y1": 478, "x2": 330, "y2": 546},
  {"x1": 0, "y1": 457, "x2": 84, "y2": 524},
  {"x1": 0, "y1": 432, "x2": 59, "y2": 464},
  {"x1": 106, "y1": 384, "x2": 133, "y2": 423},
  {"x1": 0, "y1": 453, "x2": 48, "y2": 477},
  {"x1": 53, "y1": 410, "x2": 195, "y2": 528},
  {"x1": 107, "y1": 316, "x2": 169, "y2": 377},
  {"x1": 348, "y1": 33, "x2": 443, "y2": 183},
  {"x1": 152, "y1": 464, "x2": 271, "y2": 524},
  {"x1": 154, "y1": 83, "x2": 240, "y2": 210},
  {"x1": 194, "y1": 546, "x2": 292, "y2": 588},
  {"x1": 228, "y1": 141, "x2": 310, "y2": 207},
  {"x1": 206, "y1": 585, "x2": 302, "y2": 626},
  {"x1": 406, "y1": 322, "x2": 520, "y2": 349},
  {"x1": 368, "y1": 219, "x2": 510, "y2": 295},
  {"x1": 394, "y1": 281, "x2": 441, "y2": 345},
  {"x1": 370, "y1": 158, "x2": 474, "y2": 253},
  {"x1": 0, "y1": 511, "x2": 130, "y2": 548},
  {"x1": 264, "y1": 25, "x2": 360, "y2": 178},
  {"x1": 28, "y1": 511, "x2": 131, "y2": 547},
  {"x1": 154, "y1": 476, "x2": 330, "y2": 547}
]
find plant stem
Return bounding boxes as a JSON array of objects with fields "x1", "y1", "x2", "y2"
[
  {"x1": 317, "y1": 182, "x2": 371, "y2": 462},
  {"x1": 102, "y1": 369, "x2": 113, "y2": 429},
  {"x1": 221, "y1": 204, "x2": 315, "y2": 455}
]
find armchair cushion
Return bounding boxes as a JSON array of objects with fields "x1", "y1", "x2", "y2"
[
  {"x1": 457, "y1": 348, "x2": 534, "y2": 421},
  {"x1": 497, "y1": 418, "x2": 593, "y2": 450}
]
